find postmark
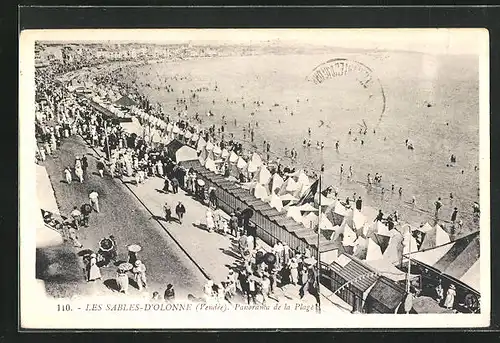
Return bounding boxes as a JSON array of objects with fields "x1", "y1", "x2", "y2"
[{"x1": 307, "y1": 58, "x2": 386, "y2": 126}]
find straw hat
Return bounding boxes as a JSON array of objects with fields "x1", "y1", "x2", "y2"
[
  {"x1": 134, "y1": 260, "x2": 142, "y2": 267},
  {"x1": 449, "y1": 284, "x2": 456, "y2": 290}
]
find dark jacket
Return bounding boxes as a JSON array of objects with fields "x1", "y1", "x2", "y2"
[{"x1": 175, "y1": 204, "x2": 186, "y2": 215}]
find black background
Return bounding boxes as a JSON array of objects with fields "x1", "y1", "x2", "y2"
[{"x1": 3, "y1": 3, "x2": 500, "y2": 341}]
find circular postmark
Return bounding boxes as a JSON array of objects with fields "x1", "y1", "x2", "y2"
[{"x1": 306, "y1": 58, "x2": 386, "y2": 128}]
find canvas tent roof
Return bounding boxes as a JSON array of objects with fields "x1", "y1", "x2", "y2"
[
  {"x1": 366, "y1": 277, "x2": 406, "y2": 312},
  {"x1": 408, "y1": 231, "x2": 480, "y2": 293},
  {"x1": 279, "y1": 177, "x2": 299, "y2": 195},
  {"x1": 418, "y1": 224, "x2": 451, "y2": 251},
  {"x1": 366, "y1": 259, "x2": 419, "y2": 282},
  {"x1": 256, "y1": 165, "x2": 272, "y2": 185},
  {"x1": 175, "y1": 146, "x2": 198, "y2": 163},
  {"x1": 269, "y1": 173, "x2": 284, "y2": 194},
  {"x1": 268, "y1": 193, "x2": 283, "y2": 212},
  {"x1": 114, "y1": 95, "x2": 137, "y2": 107},
  {"x1": 329, "y1": 254, "x2": 380, "y2": 293}
]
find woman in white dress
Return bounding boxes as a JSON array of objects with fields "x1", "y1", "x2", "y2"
[
  {"x1": 116, "y1": 269, "x2": 129, "y2": 294},
  {"x1": 64, "y1": 167, "x2": 72, "y2": 184},
  {"x1": 157, "y1": 160, "x2": 164, "y2": 177},
  {"x1": 443, "y1": 284, "x2": 456, "y2": 309},
  {"x1": 206, "y1": 209, "x2": 215, "y2": 233},
  {"x1": 87, "y1": 253, "x2": 102, "y2": 282},
  {"x1": 75, "y1": 165, "x2": 84, "y2": 183}
]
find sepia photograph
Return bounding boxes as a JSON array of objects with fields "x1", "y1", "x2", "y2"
[{"x1": 19, "y1": 28, "x2": 490, "y2": 329}]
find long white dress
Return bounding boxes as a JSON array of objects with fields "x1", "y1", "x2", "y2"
[
  {"x1": 443, "y1": 287, "x2": 456, "y2": 309},
  {"x1": 87, "y1": 257, "x2": 101, "y2": 281},
  {"x1": 206, "y1": 212, "x2": 215, "y2": 231}
]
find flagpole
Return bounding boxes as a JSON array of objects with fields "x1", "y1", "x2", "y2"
[{"x1": 316, "y1": 174, "x2": 322, "y2": 314}]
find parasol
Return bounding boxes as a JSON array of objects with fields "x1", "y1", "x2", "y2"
[
  {"x1": 77, "y1": 249, "x2": 94, "y2": 257},
  {"x1": 99, "y1": 238, "x2": 114, "y2": 252},
  {"x1": 263, "y1": 252, "x2": 277, "y2": 266},
  {"x1": 118, "y1": 262, "x2": 133, "y2": 272},
  {"x1": 127, "y1": 244, "x2": 142, "y2": 253}
]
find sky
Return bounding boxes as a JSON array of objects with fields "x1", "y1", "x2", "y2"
[{"x1": 32, "y1": 28, "x2": 488, "y2": 56}]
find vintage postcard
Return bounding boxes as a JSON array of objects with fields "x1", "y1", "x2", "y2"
[{"x1": 19, "y1": 28, "x2": 490, "y2": 329}]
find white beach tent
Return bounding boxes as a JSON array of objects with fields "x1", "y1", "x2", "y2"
[
  {"x1": 205, "y1": 157, "x2": 217, "y2": 172},
  {"x1": 353, "y1": 236, "x2": 368, "y2": 259},
  {"x1": 191, "y1": 133, "x2": 199, "y2": 143},
  {"x1": 342, "y1": 221, "x2": 358, "y2": 247},
  {"x1": 365, "y1": 238, "x2": 384, "y2": 261},
  {"x1": 297, "y1": 171, "x2": 310, "y2": 186},
  {"x1": 198, "y1": 148, "x2": 208, "y2": 165},
  {"x1": 269, "y1": 192, "x2": 284, "y2": 212},
  {"x1": 205, "y1": 141, "x2": 214, "y2": 151},
  {"x1": 254, "y1": 183, "x2": 270, "y2": 201},
  {"x1": 318, "y1": 214, "x2": 334, "y2": 231},
  {"x1": 196, "y1": 137, "x2": 207, "y2": 152},
  {"x1": 269, "y1": 173, "x2": 284, "y2": 194},
  {"x1": 302, "y1": 212, "x2": 319, "y2": 230},
  {"x1": 286, "y1": 206, "x2": 304, "y2": 223},
  {"x1": 279, "y1": 177, "x2": 299, "y2": 195},
  {"x1": 247, "y1": 153, "x2": 263, "y2": 173},
  {"x1": 229, "y1": 151, "x2": 239, "y2": 164},
  {"x1": 256, "y1": 165, "x2": 272, "y2": 185},
  {"x1": 213, "y1": 145, "x2": 222, "y2": 156},
  {"x1": 221, "y1": 148, "x2": 230, "y2": 159},
  {"x1": 346, "y1": 209, "x2": 367, "y2": 234},
  {"x1": 416, "y1": 223, "x2": 451, "y2": 251},
  {"x1": 402, "y1": 232, "x2": 419, "y2": 255},
  {"x1": 236, "y1": 157, "x2": 247, "y2": 170},
  {"x1": 363, "y1": 220, "x2": 390, "y2": 239}
]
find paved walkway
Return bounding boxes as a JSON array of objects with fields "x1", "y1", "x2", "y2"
[{"x1": 86, "y1": 138, "x2": 351, "y2": 312}]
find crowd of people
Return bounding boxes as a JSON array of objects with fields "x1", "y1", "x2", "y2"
[{"x1": 35, "y1": 50, "x2": 481, "y2": 310}]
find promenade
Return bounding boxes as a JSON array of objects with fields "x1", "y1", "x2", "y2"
[{"x1": 86, "y1": 136, "x2": 352, "y2": 312}]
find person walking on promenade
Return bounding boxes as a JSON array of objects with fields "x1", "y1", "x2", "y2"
[
  {"x1": 70, "y1": 206, "x2": 81, "y2": 230},
  {"x1": 133, "y1": 260, "x2": 147, "y2": 291},
  {"x1": 81, "y1": 154, "x2": 89, "y2": 177},
  {"x1": 451, "y1": 207, "x2": 458, "y2": 223},
  {"x1": 67, "y1": 222, "x2": 83, "y2": 248},
  {"x1": 434, "y1": 197, "x2": 443, "y2": 219},
  {"x1": 75, "y1": 163, "x2": 84, "y2": 183},
  {"x1": 171, "y1": 177, "x2": 180, "y2": 194},
  {"x1": 229, "y1": 212, "x2": 239, "y2": 238},
  {"x1": 89, "y1": 190, "x2": 100, "y2": 213},
  {"x1": 164, "y1": 284, "x2": 175, "y2": 302},
  {"x1": 206, "y1": 209, "x2": 215, "y2": 233},
  {"x1": 175, "y1": 201, "x2": 186, "y2": 224},
  {"x1": 64, "y1": 166, "x2": 72, "y2": 184},
  {"x1": 289, "y1": 257, "x2": 299, "y2": 285},
  {"x1": 375, "y1": 209, "x2": 384, "y2": 222},
  {"x1": 80, "y1": 203, "x2": 92, "y2": 227},
  {"x1": 116, "y1": 268, "x2": 129, "y2": 294},
  {"x1": 443, "y1": 284, "x2": 456, "y2": 310},
  {"x1": 164, "y1": 203, "x2": 172, "y2": 222},
  {"x1": 39, "y1": 145, "x2": 46, "y2": 161},
  {"x1": 96, "y1": 158, "x2": 105, "y2": 178},
  {"x1": 355, "y1": 196, "x2": 363, "y2": 211},
  {"x1": 238, "y1": 233, "x2": 250, "y2": 260},
  {"x1": 162, "y1": 178, "x2": 170, "y2": 193},
  {"x1": 87, "y1": 253, "x2": 102, "y2": 282}
]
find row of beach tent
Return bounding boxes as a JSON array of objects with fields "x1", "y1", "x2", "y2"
[{"x1": 193, "y1": 140, "x2": 452, "y2": 266}]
